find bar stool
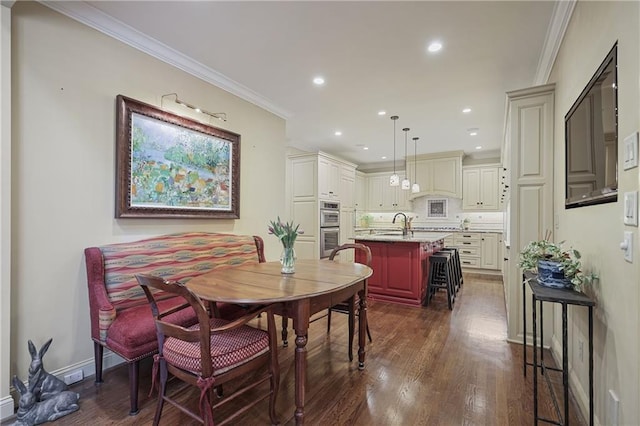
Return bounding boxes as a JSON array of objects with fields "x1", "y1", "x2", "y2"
[
  {"x1": 425, "y1": 252, "x2": 455, "y2": 310},
  {"x1": 441, "y1": 247, "x2": 462, "y2": 292}
]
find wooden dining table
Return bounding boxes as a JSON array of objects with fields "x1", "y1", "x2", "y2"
[{"x1": 187, "y1": 258, "x2": 373, "y2": 425}]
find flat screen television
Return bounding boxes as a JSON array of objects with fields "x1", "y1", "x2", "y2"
[{"x1": 565, "y1": 43, "x2": 618, "y2": 209}]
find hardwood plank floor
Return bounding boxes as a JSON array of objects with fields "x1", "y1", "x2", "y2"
[{"x1": 3, "y1": 275, "x2": 586, "y2": 425}]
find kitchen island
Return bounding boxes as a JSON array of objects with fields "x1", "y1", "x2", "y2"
[{"x1": 354, "y1": 232, "x2": 451, "y2": 306}]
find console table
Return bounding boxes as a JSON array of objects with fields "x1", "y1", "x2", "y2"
[{"x1": 522, "y1": 272, "x2": 594, "y2": 426}]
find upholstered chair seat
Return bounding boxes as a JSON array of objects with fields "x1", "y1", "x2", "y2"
[{"x1": 163, "y1": 318, "x2": 270, "y2": 375}]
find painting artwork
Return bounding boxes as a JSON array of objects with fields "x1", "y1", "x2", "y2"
[{"x1": 116, "y1": 95, "x2": 240, "y2": 218}]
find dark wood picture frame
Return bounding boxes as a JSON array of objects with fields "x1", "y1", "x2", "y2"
[{"x1": 115, "y1": 95, "x2": 240, "y2": 219}]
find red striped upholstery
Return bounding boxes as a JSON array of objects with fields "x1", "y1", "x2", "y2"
[
  {"x1": 95, "y1": 232, "x2": 259, "y2": 342},
  {"x1": 163, "y1": 318, "x2": 270, "y2": 375}
]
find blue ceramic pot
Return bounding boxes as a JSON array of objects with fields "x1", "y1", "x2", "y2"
[{"x1": 537, "y1": 259, "x2": 572, "y2": 289}]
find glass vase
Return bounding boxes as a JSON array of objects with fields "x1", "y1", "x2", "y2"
[{"x1": 280, "y1": 246, "x2": 296, "y2": 274}]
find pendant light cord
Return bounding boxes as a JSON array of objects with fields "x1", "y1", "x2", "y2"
[{"x1": 391, "y1": 116, "x2": 398, "y2": 174}]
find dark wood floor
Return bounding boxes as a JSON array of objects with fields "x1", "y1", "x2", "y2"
[{"x1": 4, "y1": 275, "x2": 586, "y2": 425}]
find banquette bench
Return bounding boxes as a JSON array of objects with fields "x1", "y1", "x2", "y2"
[{"x1": 84, "y1": 232, "x2": 266, "y2": 415}]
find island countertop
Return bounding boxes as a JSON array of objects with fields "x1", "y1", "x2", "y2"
[{"x1": 352, "y1": 231, "x2": 452, "y2": 243}]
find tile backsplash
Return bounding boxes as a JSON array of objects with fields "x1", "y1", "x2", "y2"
[{"x1": 359, "y1": 195, "x2": 504, "y2": 231}]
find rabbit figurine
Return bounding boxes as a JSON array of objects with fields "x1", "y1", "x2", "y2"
[
  {"x1": 12, "y1": 376, "x2": 79, "y2": 426},
  {"x1": 27, "y1": 339, "x2": 68, "y2": 400}
]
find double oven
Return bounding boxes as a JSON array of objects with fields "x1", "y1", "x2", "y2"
[{"x1": 319, "y1": 201, "x2": 340, "y2": 258}]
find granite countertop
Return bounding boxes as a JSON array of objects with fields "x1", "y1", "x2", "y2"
[
  {"x1": 354, "y1": 227, "x2": 502, "y2": 234},
  {"x1": 353, "y1": 232, "x2": 452, "y2": 243}
]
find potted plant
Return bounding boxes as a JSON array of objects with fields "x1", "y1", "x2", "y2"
[{"x1": 518, "y1": 237, "x2": 594, "y2": 290}]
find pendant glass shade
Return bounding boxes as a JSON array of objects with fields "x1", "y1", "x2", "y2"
[
  {"x1": 390, "y1": 174, "x2": 400, "y2": 186},
  {"x1": 411, "y1": 182, "x2": 421, "y2": 193},
  {"x1": 401, "y1": 178, "x2": 411, "y2": 190}
]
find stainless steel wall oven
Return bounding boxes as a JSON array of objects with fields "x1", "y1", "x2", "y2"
[{"x1": 320, "y1": 201, "x2": 340, "y2": 258}]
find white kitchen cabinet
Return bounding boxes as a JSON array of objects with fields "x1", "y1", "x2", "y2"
[
  {"x1": 319, "y1": 157, "x2": 341, "y2": 200},
  {"x1": 502, "y1": 84, "x2": 554, "y2": 345},
  {"x1": 480, "y1": 233, "x2": 499, "y2": 269},
  {"x1": 410, "y1": 151, "x2": 463, "y2": 199},
  {"x1": 340, "y1": 167, "x2": 355, "y2": 209},
  {"x1": 462, "y1": 165, "x2": 500, "y2": 210},
  {"x1": 449, "y1": 231, "x2": 502, "y2": 271},
  {"x1": 290, "y1": 156, "x2": 317, "y2": 201},
  {"x1": 339, "y1": 210, "x2": 356, "y2": 263},
  {"x1": 286, "y1": 152, "x2": 358, "y2": 259},
  {"x1": 354, "y1": 172, "x2": 367, "y2": 210},
  {"x1": 367, "y1": 173, "x2": 410, "y2": 211},
  {"x1": 454, "y1": 232, "x2": 482, "y2": 267}
]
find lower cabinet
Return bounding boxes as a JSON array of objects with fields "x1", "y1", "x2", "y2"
[
  {"x1": 355, "y1": 240, "x2": 435, "y2": 306},
  {"x1": 447, "y1": 232, "x2": 501, "y2": 271}
]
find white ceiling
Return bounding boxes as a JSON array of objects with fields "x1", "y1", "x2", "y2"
[{"x1": 46, "y1": 1, "x2": 566, "y2": 169}]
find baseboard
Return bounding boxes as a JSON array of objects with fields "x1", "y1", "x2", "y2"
[
  {"x1": 550, "y1": 335, "x2": 603, "y2": 426},
  {"x1": 4, "y1": 349, "x2": 126, "y2": 420},
  {"x1": 0, "y1": 395, "x2": 15, "y2": 422}
]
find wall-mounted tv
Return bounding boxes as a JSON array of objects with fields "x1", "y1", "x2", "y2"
[{"x1": 565, "y1": 43, "x2": 618, "y2": 209}]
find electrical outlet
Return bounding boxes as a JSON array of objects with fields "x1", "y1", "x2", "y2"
[{"x1": 63, "y1": 369, "x2": 84, "y2": 385}]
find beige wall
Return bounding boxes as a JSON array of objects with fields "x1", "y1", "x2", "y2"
[
  {"x1": 549, "y1": 1, "x2": 640, "y2": 424},
  {"x1": 7, "y1": 0, "x2": 286, "y2": 396}
]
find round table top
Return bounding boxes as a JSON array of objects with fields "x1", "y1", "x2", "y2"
[{"x1": 186, "y1": 259, "x2": 373, "y2": 304}]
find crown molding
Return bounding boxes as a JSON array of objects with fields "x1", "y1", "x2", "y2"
[
  {"x1": 39, "y1": 1, "x2": 292, "y2": 120},
  {"x1": 534, "y1": 0, "x2": 576, "y2": 85}
]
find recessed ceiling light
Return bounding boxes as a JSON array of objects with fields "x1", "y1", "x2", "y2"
[
  {"x1": 313, "y1": 76, "x2": 325, "y2": 85},
  {"x1": 462, "y1": 108, "x2": 472, "y2": 113},
  {"x1": 363, "y1": 147, "x2": 369, "y2": 150},
  {"x1": 475, "y1": 146, "x2": 482, "y2": 150},
  {"x1": 378, "y1": 111, "x2": 386, "y2": 116},
  {"x1": 427, "y1": 41, "x2": 442, "y2": 53},
  {"x1": 334, "y1": 131, "x2": 342, "y2": 136},
  {"x1": 470, "y1": 132, "x2": 478, "y2": 136},
  {"x1": 381, "y1": 156, "x2": 387, "y2": 160}
]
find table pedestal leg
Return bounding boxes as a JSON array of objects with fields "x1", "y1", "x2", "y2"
[
  {"x1": 358, "y1": 288, "x2": 367, "y2": 370},
  {"x1": 294, "y1": 301, "x2": 309, "y2": 425}
]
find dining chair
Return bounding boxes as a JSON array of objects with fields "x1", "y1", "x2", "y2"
[
  {"x1": 136, "y1": 274, "x2": 279, "y2": 426},
  {"x1": 325, "y1": 243, "x2": 373, "y2": 362}
]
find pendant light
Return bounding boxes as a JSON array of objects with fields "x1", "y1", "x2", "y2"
[
  {"x1": 401, "y1": 128, "x2": 411, "y2": 190},
  {"x1": 389, "y1": 116, "x2": 400, "y2": 186},
  {"x1": 412, "y1": 136, "x2": 421, "y2": 193}
]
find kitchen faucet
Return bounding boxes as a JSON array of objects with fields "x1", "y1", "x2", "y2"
[{"x1": 392, "y1": 212, "x2": 409, "y2": 236}]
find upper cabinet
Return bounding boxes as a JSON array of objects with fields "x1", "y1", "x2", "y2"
[
  {"x1": 289, "y1": 152, "x2": 356, "y2": 202},
  {"x1": 354, "y1": 171, "x2": 367, "y2": 210},
  {"x1": 462, "y1": 165, "x2": 501, "y2": 210},
  {"x1": 366, "y1": 173, "x2": 410, "y2": 211},
  {"x1": 318, "y1": 156, "x2": 341, "y2": 200},
  {"x1": 409, "y1": 151, "x2": 463, "y2": 199},
  {"x1": 340, "y1": 166, "x2": 356, "y2": 209}
]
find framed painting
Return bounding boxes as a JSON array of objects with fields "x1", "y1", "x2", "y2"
[{"x1": 115, "y1": 95, "x2": 240, "y2": 218}]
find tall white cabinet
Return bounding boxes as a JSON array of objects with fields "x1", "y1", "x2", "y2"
[
  {"x1": 502, "y1": 84, "x2": 555, "y2": 346},
  {"x1": 287, "y1": 152, "x2": 357, "y2": 260}
]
